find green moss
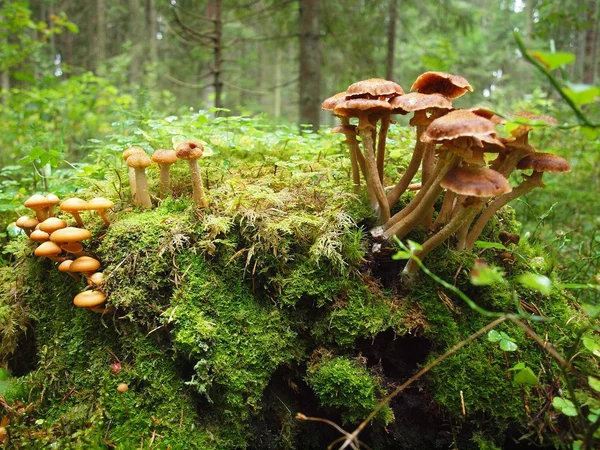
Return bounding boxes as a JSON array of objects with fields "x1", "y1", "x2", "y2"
[{"x1": 306, "y1": 353, "x2": 394, "y2": 425}]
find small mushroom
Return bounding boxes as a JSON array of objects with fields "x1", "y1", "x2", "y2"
[
  {"x1": 87, "y1": 272, "x2": 104, "y2": 286},
  {"x1": 39, "y1": 217, "x2": 68, "y2": 234},
  {"x1": 87, "y1": 197, "x2": 114, "y2": 225},
  {"x1": 69, "y1": 256, "x2": 101, "y2": 277},
  {"x1": 176, "y1": 140, "x2": 208, "y2": 208},
  {"x1": 152, "y1": 149, "x2": 178, "y2": 194},
  {"x1": 73, "y1": 290, "x2": 106, "y2": 308},
  {"x1": 60, "y1": 198, "x2": 89, "y2": 228},
  {"x1": 24, "y1": 194, "x2": 51, "y2": 221},
  {"x1": 60, "y1": 242, "x2": 85, "y2": 257},
  {"x1": 58, "y1": 260, "x2": 81, "y2": 281},
  {"x1": 16, "y1": 216, "x2": 39, "y2": 237},
  {"x1": 123, "y1": 147, "x2": 146, "y2": 199},
  {"x1": 29, "y1": 230, "x2": 50, "y2": 242},
  {"x1": 46, "y1": 193, "x2": 60, "y2": 217},
  {"x1": 34, "y1": 241, "x2": 64, "y2": 262},
  {"x1": 50, "y1": 227, "x2": 92, "y2": 246},
  {"x1": 126, "y1": 153, "x2": 153, "y2": 208}
]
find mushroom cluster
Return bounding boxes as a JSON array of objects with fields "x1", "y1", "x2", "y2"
[
  {"x1": 123, "y1": 143, "x2": 208, "y2": 209},
  {"x1": 323, "y1": 73, "x2": 570, "y2": 276},
  {"x1": 17, "y1": 193, "x2": 112, "y2": 313}
]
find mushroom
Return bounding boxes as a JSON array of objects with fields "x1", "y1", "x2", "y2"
[
  {"x1": 58, "y1": 260, "x2": 82, "y2": 281},
  {"x1": 176, "y1": 140, "x2": 208, "y2": 208},
  {"x1": 152, "y1": 149, "x2": 178, "y2": 194},
  {"x1": 29, "y1": 230, "x2": 50, "y2": 242},
  {"x1": 87, "y1": 197, "x2": 114, "y2": 225},
  {"x1": 16, "y1": 216, "x2": 39, "y2": 237},
  {"x1": 34, "y1": 241, "x2": 64, "y2": 262},
  {"x1": 126, "y1": 152, "x2": 153, "y2": 209},
  {"x1": 60, "y1": 242, "x2": 85, "y2": 257},
  {"x1": 50, "y1": 227, "x2": 92, "y2": 245},
  {"x1": 462, "y1": 153, "x2": 571, "y2": 250},
  {"x1": 123, "y1": 146, "x2": 146, "y2": 200},
  {"x1": 39, "y1": 217, "x2": 68, "y2": 234},
  {"x1": 60, "y1": 198, "x2": 89, "y2": 228},
  {"x1": 402, "y1": 167, "x2": 511, "y2": 277},
  {"x1": 87, "y1": 272, "x2": 104, "y2": 286},
  {"x1": 24, "y1": 194, "x2": 51, "y2": 221},
  {"x1": 45, "y1": 193, "x2": 60, "y2": 217},
  {"x1": 73, "y1": 290, "x2": 106, "y2": 308},
  {"x1": 69, "y1": 256, "x2": 101, "y2": 277}
]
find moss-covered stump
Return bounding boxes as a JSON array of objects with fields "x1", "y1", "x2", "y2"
[{"x1": 0, "y1": 162, "x2": 583, "y2": 449}]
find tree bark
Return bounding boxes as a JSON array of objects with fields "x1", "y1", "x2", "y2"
[
  {"x1": 129, "y1": 0, "x2": 142, "y2": 84},
  {"x1": 274, "y1": 47, "x2": 282, "y2": 117},
  {"x1": 298, "y1": 0, "x2": 321, "y2": 131},
  {"x1": 210, "y1": 0, "x2": 223, "y2": 109},
  {"x1": 386, "y1": 0, "x2": 397, "y2": 80},
  {"x1": 146, "y1": 0, "x2": 158, "y2": 67},
  {"x1": 583, "y1": 0, "x2": 599, "y2": 84},
  {"x1": 96, "y1": 0, "x2": 106, "y2": 72}
]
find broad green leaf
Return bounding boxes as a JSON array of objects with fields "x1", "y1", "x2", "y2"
[
  {"x1": 582, "y1": 336, "x2": 600, "y2": 357},
  {"x1": 513, "y1": 367, "x2": 538, "y2": 386},
  {"x1": 392, "y1": 251, "x2": 411, "y2": 260},
  {"x1": 475, "y1": 241, "x2": 507, "y2": 250},
  {"x1": 552, "y1": 396, "x2": 578, "y2": 417},
  {"x1": 588, "y1": 408, "x2": 600, "y2": 423},
  {"x1": 588, "y1": 376, "x2": 600, "y2": 393},
  {"x1": 581, "y1": 126, "x2": 599, "y2": 140},
  {"x1": 509, "y1": 362, "x2": 526, "y2": 371},
  {"x1": 487, "y1": 330, "x2": 502, "y2": 342},
  {"x1": 564, "y1": 83, "x2": 600, "y2": 106},
  {"x1": 530, "y1": 50, "x2": 576, "y2": 71},
  {"x1": 517, "y1": 273, "x2": 552, "y2": 295},
  {"x1": 500, "y1": 339, "x2": 518, "y2": 352}
]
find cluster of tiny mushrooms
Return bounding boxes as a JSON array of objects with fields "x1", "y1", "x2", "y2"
[
  {"x1": 16, "y1": 140, "x2": 209, "y2": 312},
  {"x1": 322, "y1": 72, "x2": 571, "y2": 278}
]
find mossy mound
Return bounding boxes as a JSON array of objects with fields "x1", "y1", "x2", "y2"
[{"x1": 0, "y1": 132, "x2": 583, "y2": 449}]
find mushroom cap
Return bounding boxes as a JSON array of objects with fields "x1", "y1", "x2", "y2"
[
  {"x1": 152, "y1": 149, "x2": 178, "y2": 165},
  {"x1": 331, "y1": 124, "x2": 357, "y2": 135},
  {"x1": 411, "y1": 71, "x2": 473, "y2": 99},
  {"x1": 123, "y1": 146, "x2": 146, "y2": 161},
  {"x1": 126, "y1": 152, "x2": 152, "y2": 168},
  {"x1": 469, "y1": 107, "x2": 506, "y2": 124},
  {"x1": 39, "y1": 217, "x2": 68, "y2": 233},
  {"x1": 46, "y1": 193, "x2": 60, "y2": 205},
  {"x1": 86, "y1": 197, "x2": 114, "y2": 211},
  {"x1": 389, "y1": 92, "x2": 453, "y2": 113},
  {"x1": 24, "y1": 194, "x2": 52, "y2": 209},
  {"x1": 30, "y1": 230, "x2": 50, "y2": 242},
  {"x1": 333, "y1": 98, "x2": 392, "y2": 118},
  {"x1": 441, "y1": 167, "x2": 512, "y2": 197},
  {"x1": 34, "y1": 241, "x2": 62, "y2": 257},
  {"x1": 87, "y1": 272, "x2": 104, "y2": 286},
  {"x1": 61, "y1": 242, "x2": 84, "y2": 254},
  {"x1": 322, "y1": 92, "x2": 348, "y2": 111},
  {"x1": 16, "y1": 216, "x2": 38, "y2": 229},
  {"x1": 421, "y1": 110, "x2": 498, "y2": 143},
  {"x1": 73, "y1": 290, "x2": 106, "y2": 308},
  {"x1": 70, "y1": 256, "x2": 101, "y2": 273},
  {"x1": 58, "y1": 260, "x2": 74, "y2": 272},
  {"x1": 60, "y1": 198, "x2": 89, "y2": 212},
  {"x1": 517, "y1": 153, "x2": 571, "y2": 173},
  {"x1": 345, "y1": 78, "x2": 404, "y2": 98},
  {"x1": 50, "y1": 227, "x2": 91, "y2": 243},
  {"x1": 176, "y1": 140, "x2": 204, "y2": 160}
]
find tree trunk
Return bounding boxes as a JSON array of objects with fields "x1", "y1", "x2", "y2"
[
  {"x1": 386, "y1": 0, "x2": 397, "y2": 80},
  {"x1": 583, "y1": 0, "x2": 599, "y2": 83},
  {"x1": 298, "y1": 0, "x2": 321, "y2": 131},
  {"x1": 96, "y1": 0, "x2": 106, "y2": 72},
  {"x1": 146, "y1": 0, "x2": 158, "y2": 67},
  {"x1": 274, "y1": 47, "x2": 282, "y2": 118},
  {"x1": 210, "y1": 0, "x2": 223, "y2": 109},
  {"x1": 129, "y1": 0, "x2": 142, "y2": 84}
]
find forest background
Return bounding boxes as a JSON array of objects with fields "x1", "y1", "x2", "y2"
[{"x1": 0, "y1": 0, "x2": 599, "y2": 293}]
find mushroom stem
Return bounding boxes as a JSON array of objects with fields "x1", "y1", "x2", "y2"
[
  {"x1": 97, "y1": 210, "x2": 110, "y2": 226},
  {"x1": 134, "y1": 167, "x2": 152, "y2": 209},
  {"x1": 70, "y1": 211, "x2": 85, "y2": 228},
  {"x1": 432, "y1": 190, "x2": 457, "y2": 228},
  {"x1": 386, "y1": 137, "x2": 425, "y2": 207},
  {"x1": 376, "y1": 115, "x2": 391, "y2": 183},
  {"x1": 402, "y1": 200, "x2": 481, "y2": 276},
  {"x1": 187, "y1": 160, "x2": 209, "y2": 208},
  {"x1": 462, "y1": 172, "x2": 545, "y2": 251},
  {"x1": 358, "y1": 118, "x2": 390, "y2": 223},
  {"x1": 128, "y1": 167, "x2": 137, "y2": 199},
  {"x1": 340, "y1": 118, "x2": 362, "y2": 193},
  {"x1": 158, "y1": 164, "x2": 171, "y2": 194}
]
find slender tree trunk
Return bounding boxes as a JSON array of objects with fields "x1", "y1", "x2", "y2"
[
  {"x1": 96, "y1": 0, "x2": 106, "y2": 72},
  {"x1": 298, "y1": 0, "x2": 321, "y2": 131},
  {"x1": 274, "y1": 47, "x2": 282, "y2": 117},
  {"x1": 147, "y1": 0, "x2": 158, "y2": 66},
  {"x1": 1, "y1": 14, "x2": 9, "y2": 104},
  {"x1": 583, "y1": 0, "x2": 599, "y2": 83},
  {"x1": 386, "y1": 0, "x2": 397, "y2": 80},
  {"x1": 210, "y1": 0, "x2": 223, "y2": 109},
  {"x1": 129, "y1": 0, "x2": 142, "y2": 84}
]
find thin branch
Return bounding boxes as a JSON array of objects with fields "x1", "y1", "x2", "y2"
[{"x1": 163, "y1": 75, "x2": 212, "y2": 90}]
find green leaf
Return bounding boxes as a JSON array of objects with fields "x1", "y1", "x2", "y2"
[
  {"x1": 487, "y1": 330, "x2": 502, "y2": 342},
  {"x1": 517, "y1": 273, "x2": 552, "y2": 295},
  {"x1": 588, "y1": 376, "x2": 600, "y2": 393},
  {"x1": 581, "y1": 126, "x2": 599, "y2": 140},
  {"x1": 582, "y1": 336, "x2": 600, "y2": 357},
  {"x1": 406, "y1": 240, "x2": 423, "y2": 252},
  {"x1": 474, "y1": 241, "x2": 507, "y2": 250},
  {"x1": 529, "y1": 50, "x2": 576, "y2": 71},
  {"x1": 513, "y1": 367, "x2": 538, "y2": 386},
  {"x1": 500, "y1": 339, "x2": 518, "y2": 352},
  {"x1": 564, "y1": 83, "x2": 600, "y2": 106},
  {"x1": 509, "y1": 362, "x2": 526, "y2": 371},
  {"x1": 552, "y1": 396, "x2": 578, "y2": 417},
  {"x1": 588, "y1": 408, "x2": 600, "y2": 423},
  {"x1": 392, "y1": 251, "x2": 411, "y2": 260},
  {"x1": 470, "y1": 261, "x2": 505, "y2": 286}
]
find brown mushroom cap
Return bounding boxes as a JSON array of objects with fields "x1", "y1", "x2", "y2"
[
  {"x1": 152, "y1": 149, "x2": 178, "y2": 165},
  {"x1": 16, "y1": 216, "x2": 39, "y2": 230},
  {"x1": 34, "y1": 241, "x2": 62, "y2": 257},
  {"x1": 87, "y1": 272, "x2": 104, "y2": 286},
  {"x1": 30, "y1": 230, "x2": 50, "y2": 242},
  {"x1": 389, "y1": 92, "x2": 453, "y2": 113},
  {"x1": 411, "y1": 72, "x2": 473, "y2": 99},
  {"x1": 176, "y1": 140, "x2": 204, "y2": 160},
  {"x1": 421, "y1": 110, "x2": 498, "y2": 143},
  {"x1": 60, "y1": 198, "x2": 89, "y2": 213},
  {"x1": 70, "y1": 256, "x2": 101, "y2": 273},
  {"x1": 24, "y1": 194, "x2": 52, "y2": 210},
  {"x1": 86, "y1": 197, "x2": 114, "y2": 211},
  {"x1": 50, "y1": 227, "x2": 91, "y2": 243},
  {"x1": 440, "y1": 167, "x2": 512, "y2": 197},
  {"x1": 61, "y1": 242, "x2": 84, "y2": 254},
  {"x1": 46, "y1": 193, "x2": 60, "y2": 206},
  {"x1": 345, "y1": 78, "x2": 404, "y2": 98},
  {"x1": 73, "y1": 290, "x2": 106, "y2": 308},
  {"x1": 126, "y1": 152, "x2": 152, "y2": 168},
  {"x1": 39, "y1": 217, "x2": 68, "y2": 233},
  {"x1": 123, "y1": 146, "x2": 146, "y2": 161},
  {"x1": 469, "y1": 107, "x2": 506, "y2": 124},
  {"x1": 322, "y1": 92, "x2": 348, "y2": 111},
  {"x1": 517, "y1": 153, "x2": 571, "y2": 173},
  {"x1": 58, "y1": 260, "x2": 74, "y2": 272},
  {"x1": 333, "y1": 98, "x2": 392, "y2": 118}
]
